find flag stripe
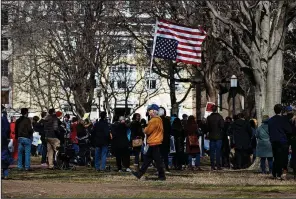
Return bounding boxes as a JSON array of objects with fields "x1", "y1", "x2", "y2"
[
  {"x1": 159, "y1": 20, "x2": 205, "y2": 34},
  {"x1": 158, "y1": 24, "x2": 206, "y2": 37},
  {"x1": 177, "y1": 46, "x2": 201, "y2": 54},
  {"x1": 177, "y1": 50, "x2": 202, "y2": 57},
  {"x1": 156, "y1": 34, "x2": 203, "y2": 45},
  {"x1": 176, "y1": 56, "x2": 201, "y2": 62},
  {"x1": 177, "y1": 53, "x2": 202, "y2": 59},
  {"x1": 176, "y1": 59, "x2": 201, "y2": 65},
  {"x1": 157, "y1": 30, "x2": 205, "y2": 42},
  {"x1": 178, "y1": 42, "x2": 202, "y2": 48}
]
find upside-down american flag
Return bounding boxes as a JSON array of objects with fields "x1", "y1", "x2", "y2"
[{"x1": 152, "y1": 19, "x2": 207, "y2": 65}]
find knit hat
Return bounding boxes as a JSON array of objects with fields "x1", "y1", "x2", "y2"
[
  {"x1": 56, "y1": 111, "x2": 63, "y2": 118},
  {"x1": 286, "y1": 106, "x2": 293, "y2": 112},
  {"x1": 262, "y1": 115, "x2": 269, "y2": 122},
  {"x1": 147, "y1": 104, "x2": 160, "y2": 111}
]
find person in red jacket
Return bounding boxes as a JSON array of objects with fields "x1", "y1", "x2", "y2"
[
  {"x1": 10, "y1": 116, "x2": 18, "y2": 160},
  {"x1": 70, "y1": 117, "x2": 79, "y2": 155}
]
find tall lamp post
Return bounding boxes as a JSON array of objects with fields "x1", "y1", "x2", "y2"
[{"x1": 230, "y1": 75, "x2": 238, "y2": 117}]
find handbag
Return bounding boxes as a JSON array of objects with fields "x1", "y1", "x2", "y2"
[
  {"x1": 188, "y1": 135, "x2": 199, "y2": 147},
  {"x1": 132, "y1": 136, "x2": 143, "y2": 147}
]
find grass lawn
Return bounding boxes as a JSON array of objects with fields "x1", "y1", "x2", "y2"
[{"x1": 2, "y1": 157, "x2": 296, "y2": 198}]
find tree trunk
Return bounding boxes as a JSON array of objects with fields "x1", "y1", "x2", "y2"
[
  {"x1": 266, "y1": 47, "x2": 285, "y2": 117},
  {"x1": 205, "y1": 80, "x2": 217, "y2": 104}
]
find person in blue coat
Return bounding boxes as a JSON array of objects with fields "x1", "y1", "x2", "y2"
[{"x1": 256, "y1": 115, "x2": 273, "y2": 174}]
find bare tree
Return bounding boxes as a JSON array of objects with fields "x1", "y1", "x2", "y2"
[
  {"x1": 9, "y1": 1, "x2": 126, "y2": 117},
  {"x1": 206, "y1": 0, "x2": 296, "y2": 121}
]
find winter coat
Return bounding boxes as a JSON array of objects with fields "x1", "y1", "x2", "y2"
[
  {"x1": 111, "y1": 122, "x2": 129, "y2": 149},
  {"x1": 268, "y1": 115, "x2": 292, "y2": 144},
  {"x1": 173, "y1": 127, "x2": 185, "y2": 153},
  {"x1": 91, "y1": 119, "x2": 110, "y2": 147},
  {"x1": 38, "y1": 119, "x2": 46, "y2": 143},
  {"x1": 221, "y1": 122, "x2": 231, "y2": 154},
  {"x1": 160, "y1": 116, "x2": 171, "y2": 154},
  {"x1": 144, "y1": 116, "x2": 163, "y2": 146},
  {"x1": 77, "y1": 123, "x2": 87, "y2": 138},
  {"x1": 231, "y1": 119, "x2": 252, "y2": 150},
  {"x1": 15, "y1": 116, "x2": 33, "y2": 139},
  {"x1": 10, "y1": 122, "x2": 18, "y2": 160},
  {"x1": 185, "y1": 125, "x2": 200, "y2": 154},
  {"x1": 44, "y1": 115, "x2": 59, "y2": 139},
  {"x1": 289, "y1": 119, "x2": 296, "y2": 168},
  {"x1": 255, "y1": 122, "x2": 273, "y2": 157},
  {"x1": 206, "y1": 113, "x2": 224, "y2": 140},
  {"x1": 2, "y1": 117, "x2": 13, "y2": 168},
  {"x1": 130, "y1": 120, "x2": 144, "y2": 150},
  {"x1": 70, "y1": 122, "x2": 78, "y2": 144}
]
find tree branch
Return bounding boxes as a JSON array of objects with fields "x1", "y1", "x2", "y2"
[
  {"x1": 216, "y1": 37, "x2": 250, "y2": 69},
  {"x1": 177, "y1": 85, "x2": 193, "y2": 105}
]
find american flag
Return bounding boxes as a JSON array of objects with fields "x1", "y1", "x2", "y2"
[{"x1": 153, "y1": 19, "x2": 207, "y2": 65}]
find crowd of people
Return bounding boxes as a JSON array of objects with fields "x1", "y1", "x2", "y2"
[{"x1": 1, "y1": 103, "x2": 296, "y2": 181}]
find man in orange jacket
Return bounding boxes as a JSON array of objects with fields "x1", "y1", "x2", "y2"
[{"x1": 132, "y1": 104, "x2": 166, "y2": 180}]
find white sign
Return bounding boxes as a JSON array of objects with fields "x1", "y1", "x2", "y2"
[{"x1": 32, "y1": 132, "x2": 41, "y2": 146}]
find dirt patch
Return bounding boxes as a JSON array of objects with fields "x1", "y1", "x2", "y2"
[{"x1": 2, "y1": 161, "x2": 296, "y2": 198}]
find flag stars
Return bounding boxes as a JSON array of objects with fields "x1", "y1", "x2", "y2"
[{"x1": 153, "y1": 37, "x2": 178, "y2": 60}]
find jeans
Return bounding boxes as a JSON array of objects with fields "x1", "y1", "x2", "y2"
[
  {"x1": 260, "y1": 157, "x2": 273, "y2": 173},
  {"x1": 139, "y1": 145, "x2": 165, "y2": 178},
  {"x1": 188, "y1": 153, "x2": 201, "y2": 167},
  {"x1": 95, "y1": 146, "x2": 108, "y2": 170},
  {"x1": 72, "y1": 144, "x2": 80, "y2": 155},
  {"x1": 210, "y1": 140, "x2": 222, "y2": 168},
  {"x1": 17, "y1": 137, "x2": 32, "y2": 169},
  {"x1": 41, "y1": 142, "x2": 47, "y2": 164},
  {"x1": 37, "y1": 144, "x2": 42, "y2": 155},
  {"x1": 272, "y1": 141, "x2": 289, "y2": 178},
  {"x1": 3, "y1": 169, "x2": 9, "y2": 177}
]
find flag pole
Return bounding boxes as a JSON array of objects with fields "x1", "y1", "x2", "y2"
[{"x1": 147, "y1": 18, "x2": 159, "y2": 105}]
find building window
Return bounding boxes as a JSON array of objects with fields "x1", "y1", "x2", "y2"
[
  {"x1": 146, "y1": 80, "x2": 156, "y2": 89},
  {"x1": 1, "y1": 10, "x2": 8, "y2": 25},
  {"x1": 1, "y1": 38, "x2": 8, "y2": 51},
  {"x1": 1, "y1": 60, "x2": 8, "y2": 76},
  {"x1": 117, "y1": 81, "x2": 126, "y2": 89}
]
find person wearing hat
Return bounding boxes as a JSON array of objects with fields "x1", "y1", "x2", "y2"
[
  {"x1": 255, "y1": 115, "x2": 273, "y2": 174},
  {"x1": 132, "y1": 104, "x2": 166, "y2": 180}
]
